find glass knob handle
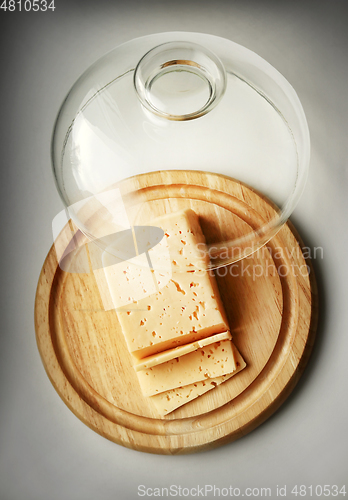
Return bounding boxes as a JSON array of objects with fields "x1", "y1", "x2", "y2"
[{"x1": 134, "y1": 41, "x2": 227, "y2": 121}]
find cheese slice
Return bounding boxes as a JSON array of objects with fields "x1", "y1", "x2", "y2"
[
  {"x1": 116, "y1": 209, "x2": 229, "y2": 359},
  {"x1": 151, "y1": 343, "x2": 246, "y2": 415},
  {"x1": 137, "y1": 339, "x2": 236, "y2": 397},
  {"x1": 134, "y1": 331, "x2": 232, "y2": 371}
]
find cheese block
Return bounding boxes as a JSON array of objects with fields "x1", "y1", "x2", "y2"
[
  {"x1": 137, "y1": 339, "x2": 236, "y2": 397},
  {"x1": 151, "y1": 343, "x2": 246, "y2": 415},
  {"x1": 115, "y1": 209, "x2": 229, "y2": 359},
  {"x1": 134, "y1": 331, "x2": 232, "y2": 371},
  {"x1": 118, "y1": 270, "x2": 229, "y2": 359}
]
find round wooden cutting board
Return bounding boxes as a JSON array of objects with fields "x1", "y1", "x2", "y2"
[{"x1": 35, "y1": 171, "x2": 317, "y2": 454}]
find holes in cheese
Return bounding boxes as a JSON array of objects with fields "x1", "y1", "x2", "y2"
[
  {"x1": 150, "y1": 342, "x2": 246, "y2": 415},
  {"x1": 114, "y1": 209, "x2": 229, "y2": 359},
  {"x1": 136, "y1": 339, "x2": 237, "y2": 397}
]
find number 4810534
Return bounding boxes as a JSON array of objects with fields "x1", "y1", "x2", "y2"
[
  {"x1": 291, "y1": 484, "x2": 346, "y2": 497},
  {"x1": 0, "y1": 0, "x2": 56, "y2": 11}
]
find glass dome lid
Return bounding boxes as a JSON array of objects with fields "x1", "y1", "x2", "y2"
[{"x1": 51, "y1": 32, "x2": 310, "y2": 271}]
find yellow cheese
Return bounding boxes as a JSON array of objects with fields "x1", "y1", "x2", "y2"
[
  {"x1": 137, "y1": 339, "x2": 236, "y2": 397},
  {"x1": 95, "y1": 253, "x2": 159, "y2": 310},
  {"x1": 151, "y1": 208, "x2": 209, "y2": 270},
  {"x1": 134, "y1": 331, "x2": 232, "y2": 371},
  {"x1": 115, "y1": 209, "x2": 229, "y2": 359},
  {"x1": 94, "y1": 222, "x2": 172, "y2": 311},
  {"x1": 151, "y1": 343, "x2": 246, "y2": 415}
]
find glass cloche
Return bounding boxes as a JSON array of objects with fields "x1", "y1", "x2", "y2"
[{"x1": 51, "y1": 32, "x2": 310, "y2": 271}]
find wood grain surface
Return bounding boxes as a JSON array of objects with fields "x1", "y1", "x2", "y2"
[{"x1": 35, "y1": 171, "x2": 317, "y2": 454}]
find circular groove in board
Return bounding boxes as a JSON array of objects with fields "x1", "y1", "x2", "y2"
[{"x1": 35, "y1": 172, "x2": 317, "y2": 454}]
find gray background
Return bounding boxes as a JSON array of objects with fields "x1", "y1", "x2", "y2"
[{"x1": 1, "y1": 1, "x2": 347, "y2": 499}]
